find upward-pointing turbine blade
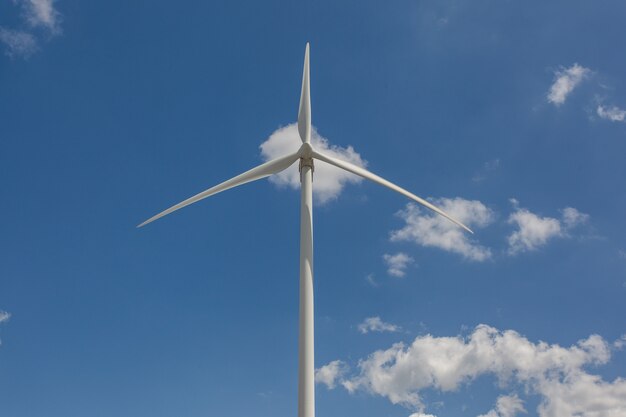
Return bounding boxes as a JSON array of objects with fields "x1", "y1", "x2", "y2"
[
  {"x1": 312, "y1": 150, "x2": 473, "y2": 233},
  {"x1": 297, "y1": 43, "x2": 311, "y2": 143},
  {"x1": 138, "y1": 151, "x2": 300, "y2": 228}
]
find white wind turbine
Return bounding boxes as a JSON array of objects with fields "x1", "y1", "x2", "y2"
[{"x1": 138, "y1": 43, "x2": 472, "y2": 417}]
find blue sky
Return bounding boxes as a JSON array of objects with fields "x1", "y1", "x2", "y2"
[{"x1": 1, "y1": 1, "x2": 626, "y2": 416}]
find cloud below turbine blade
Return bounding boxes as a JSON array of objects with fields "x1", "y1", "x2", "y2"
[{"x1": 319, "y1": 324, "x2": 626, "y2": 417}]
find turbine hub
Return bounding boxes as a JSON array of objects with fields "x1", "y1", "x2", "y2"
[
  {"x1": 298, "y1": 143, "x2": 314, "y2": 176},
  {"x1": 299, "y1": 142, "x2": 314, "y2": 158}
]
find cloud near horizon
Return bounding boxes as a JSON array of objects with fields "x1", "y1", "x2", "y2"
[
  {"x1": 259, "y1": 123, "x2": 367, "y2": 204},
  {"x1": 318, "y1": 324, "x2": 626, "y2": 417}
]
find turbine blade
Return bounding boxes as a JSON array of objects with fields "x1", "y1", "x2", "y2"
[
  {"x1": 138, "y1": 151, "x2": 300, "y2": 227},
  {"x1": 312, "y1": 150, "x2": 473, "y2": 233},
  {"x1": 297, "y1": 43, "x2": 311, "y2": 143}
]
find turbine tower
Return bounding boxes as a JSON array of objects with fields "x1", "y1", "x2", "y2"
[{"x1": 138, "y1": 43, "x2": 471, "y2": 417}]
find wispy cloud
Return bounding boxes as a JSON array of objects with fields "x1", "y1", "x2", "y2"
[
  {"x1": 358, "y1": 316, "x2": 401, "y2": 334},
  {"x1": 0, "y1": 310, "x2": 10, "y2": 345},
  {"x1": 597, "y1": 105, "x2": 626, "y2": 122},
  {"x1": 547, "y1": 64, "x2": 591, "y2": 106},
  {"x1": 390, "y1": 198, "x2": 494, "y2": 262},
  {"x1": 0, "y1": 311, "x2": 11, "y2": 323},
  {"x1": 259, "y1": 123, "x2": 367, "y2": 204},
  {"x1": 472, "y1": 158, "x2": 500, "y2": 183},
  {"x1": 365, "y1": 273, "x2": 379, "y2": 287},
  {"x1": 23, "y1": 0, "x2": 61, "y2": 33},
  {"x1": 383, "y1": 252, "x2": 414, "y2": 277},
  {"x1": 614, "y1": 335, "x2": 626, "y2": 350},
  {"x1": 0, "y1": 28, "x2": 37, "y2": 57},
  {"x1": 561, "y1": 206, "x2": 590, "y2": 229},
  {"x1": 1, "y1": 0, "x2": 61, "y2": 58},
  {"x1": 507, "y1": 200, "x2": 589, "y2": 255},
  {"x1": 325, "y1": 325, "x2": 625, "y2": 417}
]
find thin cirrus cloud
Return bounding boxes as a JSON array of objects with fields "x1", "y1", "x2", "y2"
[
  {"x1": 22, "y1": 0, "x2": 62, "y2": 33},
  {"x1": 318, "y1": 325, "x2": 626, "y2": 417},
  {"x1": 547, "y1": 63, "x2": 591, "y2": 106},
  {"x1": 390, "y1": 198, "x2": 495, "y2": 262},
  {"x1": 259, "y1": 123, "x2": 367, "y2": 204},
  {"x1": 0, "y1": 28, "x2": 37, "y2": 58},
  {"x1": 0, "y1": 310, "x2": 10, "y2": 345},
  {"x1": 0, "y1": 311, "x2": 10, "y2": 324},
  {"x1": 507, "y1": 199, "x2": 589, "y2": 255},
  {"x1": 471, "y1": 158, "x2": 500, "y2": 184},
  {"x1": 383, "y1": 252, "x2": 414, "y2": 277},
  {"x1": 0, "y1": 0, "x2": 61, "y2": 58},
  {"x1": 358, "y1": 316, "x2": 401, "y2": 334},
  {"x1": 597, "y1": 104, "x2": 626, "y2": 122}
]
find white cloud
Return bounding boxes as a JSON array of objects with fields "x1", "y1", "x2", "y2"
[
  {"x1": 329, "y1": 325, "x2": 626, "y2": 417},
  {"x1": 259, "y1": 123, "x2": 367, "y2": 204},
  {"x1": 478, "y1": 394, "x2": 526, "y2": 417},
  {"x1": 409, "y1": 414, "x2": 437, "y2": 417},
  {"x1": 315, "y1": 360, "x2": 349, "y2": 389},
  {"x1": 390, "y1": 198, "x2": 494, "y2": 262},
  {"x1": 0, "y1": 28, "x2": 37, "y2": 58},
  {"x1": 507, "y1": 201, "x2": 589, "y2": 255},
  {"x1": 383, "y1": 252, "x2": 414, "y2": 277},
  {"x1": 358, "y1": 317, "x2": 401, "y2": 334},
  {"x1": 561, "y1": 207, "x2": 589, "y2": 229},
  {"x1": 0, "y1": 311, "x2": 10, "y2": 323},
  {"x1": 507, "y1": 208, "x2": 561, "y2": 254},
  {"x1": 547, "y1": 64, "x2": 591, "y2": 106},
  {"x1": 1, "y1": 0, "x2": 61, "y2": 58},
  {"x1": 21, "y1": 0, "x2": 61, "y2": 33},
  {"x1": 597, "y1": 105, "x2": 626, "y2": 122}
]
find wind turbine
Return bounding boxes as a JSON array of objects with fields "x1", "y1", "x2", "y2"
[{"x1": 138, "y1": 43, "x2": 472, "y2": 417}]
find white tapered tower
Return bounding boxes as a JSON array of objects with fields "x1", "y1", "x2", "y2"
[
  {"x1": 138, "y1": 44, "x2": 472, "y2": 417},
  {"x1": 297, "y1": 43, "x2": 315, "y2": 417}
]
